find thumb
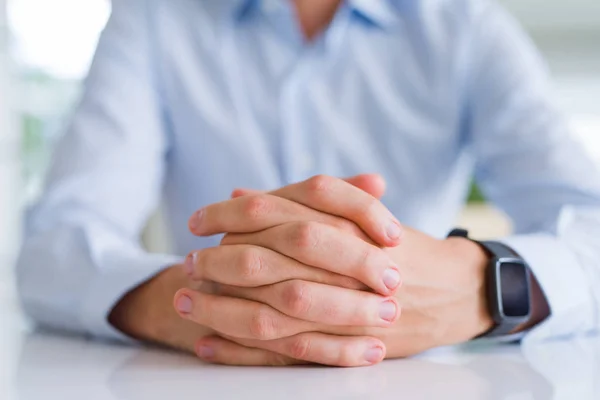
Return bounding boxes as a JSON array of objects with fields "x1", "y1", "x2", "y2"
[{"x1": 231, "y1": 173, "x2": 387, "y2": 199}]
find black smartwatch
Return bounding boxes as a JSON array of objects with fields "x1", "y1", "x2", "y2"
[{"x1": 448, "y1": 228, "x2": 532, "y2": 338}]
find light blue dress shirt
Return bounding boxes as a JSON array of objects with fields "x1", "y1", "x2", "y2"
[{"x1": 16, "y1": 0, "x2": 600, "y2": 345}]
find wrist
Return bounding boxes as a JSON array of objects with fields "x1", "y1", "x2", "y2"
[
  {"x1": 443, "y1": 237, "x2": 489, "y2": 274},
  {"x1": 442, "y1": 237, "x2": 495, "y2": 339},
  {"x1": 108, "y1": 266, "x2": 177, "y2": 341}
]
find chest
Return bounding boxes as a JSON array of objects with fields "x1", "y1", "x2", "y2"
[{"x1": 158, "y1": 12, "x2": 466, "y2": 190}]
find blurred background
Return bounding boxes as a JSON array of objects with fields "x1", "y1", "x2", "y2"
[{"x1": 0, "y1": 0, "x2": 599, "y2": 295}]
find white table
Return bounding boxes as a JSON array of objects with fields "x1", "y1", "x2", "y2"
[{"x1": 2, "y1": 296, "x2": 599, "y2": 400}]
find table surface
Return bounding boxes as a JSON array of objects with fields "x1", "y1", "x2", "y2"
[{"x1": 2, "y1": 297, "x2": 600, "y2": 400}]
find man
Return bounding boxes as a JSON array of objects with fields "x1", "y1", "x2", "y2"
[{"x1": 16, "y1": 0, "x2": 600, "y2": 367}]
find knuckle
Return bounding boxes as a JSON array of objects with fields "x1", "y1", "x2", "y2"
[
  {"x1": 288, "y1": 336, "x2": 312, "y2": 360},
  {"x1": 290, "y1": 221, "x2": 321, "y2": 250},
  {"x1": 282, "y1": 280, "x2": 312, "y2": 316},
  {"x1": 306, "y1": 175, "x2": 334, "y2": 197},
  {"x1": 242, "y1": 195, "x2": 272, "y2": 221},
  {"x1": 249, "y1": 307, "x2": 278, "y2": 340},
  {"x1": 238, "y1": 247, "x2": 264, "y2": 280}
]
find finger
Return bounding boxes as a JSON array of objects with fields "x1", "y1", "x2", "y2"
[
  {"x1": 343, "y1": 173, "x2": 386, "y2": 200},
  {"x1": 230, "y1": 188, "x2": 261, "y2": 198},
  {"x1": 195, "y1": 336, "x2": 304, "y2": 366},
  {"x1": 232, "y1": 173, "x2": 386, "y2": 200},
  {"x1": 217, "y1": 280, "x2": 400, "y2": 327},
  {"x1": 189, "y1": 194, "x2": 306, "y2": 236},
  {"x1": 222, "y1": 222, "x2": 402, "y2": 296},
  {"x1": 189, "y1": 194, "x2": 366, "y2": 240},
  {"x1": 229, "y1": 332, "x2": 386, "y2": 367},
  {"x1": 173, "y1": 289, "x2": 314, "y2": 340},
  {"x1": 266, "y1": 175, "x2": 401, "y2": 247},
  {"x1": 184, "y1": 245, "x2": 367, "y2": 290}
]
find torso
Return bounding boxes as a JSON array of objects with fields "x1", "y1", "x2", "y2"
[{"x1": 149, "y1": 0, "x2": 475, "y2": 254}]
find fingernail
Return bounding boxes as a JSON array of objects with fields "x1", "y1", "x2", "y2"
[
  {"x1": 189, "y1": 209, "x2": 205, "y2": 232},
  {"x1": 175, "y1": 295, "x2": 193, "y2": 314},
  {"x1": 184, "y1": 252, "x2": 196, "y2": 275},
  {"x1": 379, "y1": 301, "x2": 397, "y2": 322},
  {"x1": 386, "y1": 221, "x2": 402, "y2": 241},
  {"x1": 197, "y1": 345, "x2": 215, "y2": 360},
  {"x1": 364, "y1": 346, "x2": 384, "y2": 364},
  {"x1": 383, "y1": 268, "x2": 401, "y2": 291}
]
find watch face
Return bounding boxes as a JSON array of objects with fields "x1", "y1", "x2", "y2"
[{"x1": 499, "y1": 262, "x2": 530, "y2": 318}]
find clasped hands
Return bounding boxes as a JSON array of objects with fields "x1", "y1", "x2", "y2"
[{"x1": 172, "y1": 174, "x2": 494, "y2": 367}]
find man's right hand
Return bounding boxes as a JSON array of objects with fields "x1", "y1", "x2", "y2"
[{"x1": 108, "y1": 263, "x2": 214, "y2": 353}]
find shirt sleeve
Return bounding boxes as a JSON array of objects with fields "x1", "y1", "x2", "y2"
[
  {"x1": 16, "y1": 0, "x2": 182, "y2": 341},
  {"x1": 464, "y1": 1, "x2": 600, "y2": 343}
]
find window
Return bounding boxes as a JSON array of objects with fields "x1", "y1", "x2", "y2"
[{"x1": 8, "y1": 0, "x2": 110, "y2": 201}]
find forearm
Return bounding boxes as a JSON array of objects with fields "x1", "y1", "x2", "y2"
[
  {"x1": 464, "y1": 0, "x2": 600, "y2": 340},
  {"x1": 16, "y1": 0, "x2": 177, "y2": 342},
  {"x1": 16, "y1": 221, "x2": 180, "y2": 339}
]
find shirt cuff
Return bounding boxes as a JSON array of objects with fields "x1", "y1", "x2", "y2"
[
  {"x1": 80, "y1": 252, "x2": 183, "y2": 343},
  {"x1": 500, "y1": 234, "x2": 595, "y2": 344}
]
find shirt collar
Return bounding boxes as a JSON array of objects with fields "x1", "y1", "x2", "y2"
[
  {"x1": 349, "y1": 0, "x2": 401, "y2": 27},
  {"x1": 226, "y1": 0, "x2": 401, "y2": 28}
]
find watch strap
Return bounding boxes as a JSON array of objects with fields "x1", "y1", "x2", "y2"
[
  {"x1": 482, "y1": 319, "x2": 519, "y2": 337},
  {"x1": 480, "y1": 241, "x2": 525, "y2": 338},
  {"x1": 447, "y1": 228, "x2": 520, "y2": 259},
  {"x1": 480, "y1": 241, "x2": 520, "y2": 259},
  {"x1": 448, "y1": 228, "x2": 529, "y2": 338}
]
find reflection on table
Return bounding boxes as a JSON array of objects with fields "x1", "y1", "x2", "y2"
[{"x1": 7, "y1": 327, "x2": 599, "y2": 400}]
